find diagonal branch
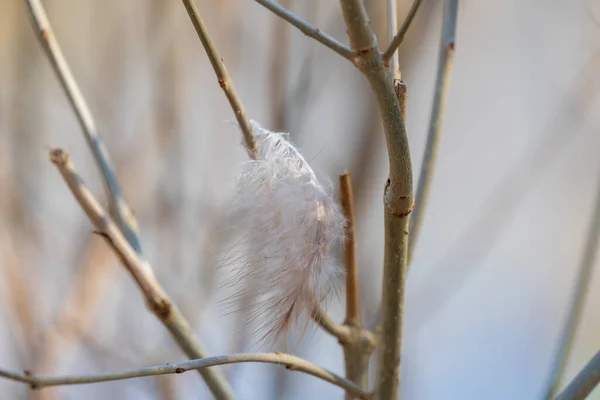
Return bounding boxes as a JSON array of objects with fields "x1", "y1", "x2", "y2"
[
  {"x1": 382, "y1": 0, "x2": 423, "y2": 64},
  {"x1": 0, "y1": 352, "x2": 371, "y2": 399},
  {"x1": 554, "y1": 349, "x2": 600, "y2": 400},
  {"x1": 23, "y1": 0, "x2": 142, "y2": 253},
  {"x1": 408, "y1": 0, "x2": 458, "y2": 264},
  {"x1": 545, "y1": 168, "x2": 600, "y2": 399},
  {"x1": 48, "y1": 149, "x2": 234, "y2": 400},
  {"x1": 180, "y1": 0, "x2": 257, "y2": 157},
  {"x1": 253, "y1": 0, "x2": 354, "y2": 61}
]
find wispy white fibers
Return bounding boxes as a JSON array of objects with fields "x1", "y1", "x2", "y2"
[{"x1": 224, "y1": 121, "x2": 345, "y2": 346}]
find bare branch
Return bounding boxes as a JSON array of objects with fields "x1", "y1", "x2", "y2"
[
  {"x1": 338, "y1": 173, "x2": 376, "y2": 399},
  {"x1": 555, "y1": 349, "x2": 600, "y2": 400},
  {"x1": 382, "y1": 0, "x2": 423, "y2": 64},
  {"x1": 545, "y1": 169, "x2": 600, "y2": 398},
  {"x1": 0, "y1": 352, "x2": 371, "y2": 399},
  {"x1": 409, "y1": 0, "x2": 458, "y2": 264},
  {"x1": 48, "y1": 149, "x2": 234, "y2": 400},
  {"x1": 23, "y1": 0, "x2": 142, "y2": 253},
  {"x1": 338, "y1": 1, "x2": 414, "y2": 398},
  {"x1": 341, "y1": 172, "x2": 360, "y2": 327},
  {"x1": 180, "y1": 0, "x2": 258, "y2": 157},
  {"x1": 311, "y1": 303, "x2": 352, "y2": 343},
  {"x1": 369, "y1": 0, "x2": 458, "y2": 334},
  {"x1": 253, "y1": 0, "x2": 354, "y2": 61},
  {"x1": 386, "y1": 0, "x2": 400, "y2": 78}
]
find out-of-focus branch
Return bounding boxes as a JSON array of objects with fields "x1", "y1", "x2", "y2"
[
  {"x1": 180, "y1": 0, "x2": 257, "y2": 157},
  {"x1": 554, "y1": 349, "x2": 600, "y2": 400},
  {"x1": 47, "y1": 149, "x2": 234, "y2": 400},
  {"x1": 546, "y1": 169, "x2": 600, "y2": 399},
  {"x1": 23, "y1": 0, "x2": 141, "y2": 253},
  {"x1": 0, "y1": 352, "x2": 371, "y2": 399},
  {"x1": 386, "y1": 0, "x2": 400, "y2": 78},
  {"x1": 253, "y1": 0, "x2": 354, "y2": 61},
  {"x1": 408, "y1": 0, "x2": 458, "y2": 264},
  {"x1": 382, "y1": 0, "x2": 423, "y2": 65}
]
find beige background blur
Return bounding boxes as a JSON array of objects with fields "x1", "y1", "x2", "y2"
[{"x1": 0, "y1": 0, "x2": 599, "y2": 399}]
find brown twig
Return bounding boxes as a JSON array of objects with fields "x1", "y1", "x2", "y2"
[
  {"x1": 48, "y1": 149, "x2": 234, "y2": 400},
  {"x1": 180, "y1": 0, "x2": 257, "y2": 157},
  {"x1": 341, "y1": 172, "x2": 360, "y2": 327},
  {"x1": 339, "y1": 172, "x2": 375, "y2": 399}
]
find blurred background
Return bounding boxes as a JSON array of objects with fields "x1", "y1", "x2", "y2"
[{"x1": 1, "y1": 0, "x2": 600, "y2": 399}]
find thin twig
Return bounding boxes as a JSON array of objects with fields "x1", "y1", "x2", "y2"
[
  {"x1": 338, "y1": 1, "x2": 414, "y2": 398},
  {"x1": 341, "y1": 172, "x2": 360, "y2": 327},
  {"x1": 386, "y1": 0, "x2": 400, "y2": 79},
  {"x1": 180, "y1": 0, "x2": 257, "y2": 157},
  {"x1": 339, "y1": 172, "x2": 375, "y2": 399},
  {"x1": 253, "y1": 0, "x2": 354, "y2": 61},
  {"x1": 545, "y1": 169, "x2": 600, "y2": 399},
  {"x1": 408, "y1": 0, "x2": 458, "y2": 265},
  {"x1": 311, "y1": 304, "x2": 352, "y2": 342},
  {"x1": 555, "y1": 349, "x2": 600, "y2": 400},
  {"x1": 382, "y1": 0, "x2": 423, "y2": 65},
  {"x1": 48, "y1": 149, "x2": 234, "y2": 400},
  {"x1": 23, "y1": 0, "x2": 141, "y2": 253},
  {"x1": 0, "y1": 352, "x2": 371, "y2": 399}
]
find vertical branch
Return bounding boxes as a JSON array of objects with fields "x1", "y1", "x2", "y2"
[
  {"x1": 339, "y1": 172, "x2": 375, "y2": 399},
  {"x1": 386, "y1": 0, "x2": 400, "y2": 79},
  {"x1": 338, "y1": 1, "x2": 414, "y2": 399},
  {"x1": 545, "y1": 168, "x2": 600, "y2": 399},
  {"x1": 341, "y1": 172, "x2": 360, "y2": 327},
  {"x1": 180, "y1": 0, "x2": 257, "y2": 157},
  {"x1": 23, "y1": 0, "x2": 141, "y2": 253},
  {"x1": 408, "y1": 0, "x2": 458, "y2": 264}
]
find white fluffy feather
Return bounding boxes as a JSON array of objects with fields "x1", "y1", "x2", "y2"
[{"x1": 224, "y1": 121, "x2": 344, "y2": 345}]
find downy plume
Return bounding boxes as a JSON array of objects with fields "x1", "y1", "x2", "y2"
[{"x1": 223, "y1": 121, "x2": 344, "y2": 346}]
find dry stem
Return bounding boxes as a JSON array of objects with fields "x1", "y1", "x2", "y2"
[
  {"x1": 180, "y1": 0, "x2": 257, "y2": 157},
  {"x1": 23, "y1": 0, "x2": 141, "y2": 253},
  {"x1": 0, "y1": 352, "x2": 371, "y2": 399},
  {"x1": 254, "y1": 0, "x2": 354, "y2": 61},
  {"x1": 48, "y1": 149, "x2": 234, "y2": 400}
]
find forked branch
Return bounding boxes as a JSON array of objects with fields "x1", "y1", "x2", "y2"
[
  {"x1": 48, "y1": 149, "x2": 235, "y2": 400},
  {"x1": 24, "y1": 0, "x2": 142, "y2": 253},
  {"x1": 382, "y1": 0, "x2": 423, "y2": 64}
]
